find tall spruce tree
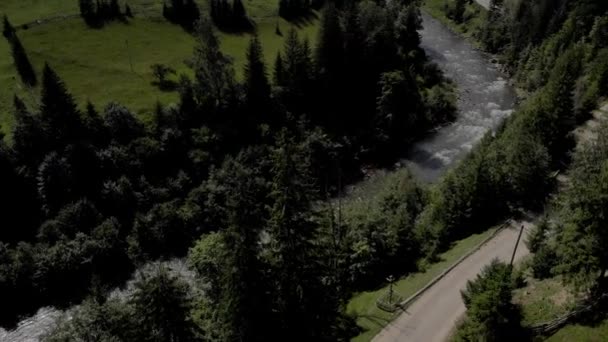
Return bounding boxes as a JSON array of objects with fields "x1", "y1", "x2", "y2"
[
  {"x1": 130, "y1": 267, "x2": 199, "y2": 342},
  {"x1": 210, "y1": 156, "x2": 270, "y2": 341},
  {"x1": 79, "y1": 0, "x2": 97, "y2": 25},
  {"x1": 316, "y1": 3, "x2": 343, "y2": 81},
  {"x1": 480, "y1": 0, "x2": 508, "y2": 52},
  {"x1": 232, "y1": 0, "x2": 247, "y2": 28},
  {"x1": 455, "y1": 260, "x2": 523, "y2": 341},
  {"x1": 110, "y1": 0, "x2": 121, "y2": 19},
  {"x1": 280, "y1": 29, "x2": 314, "y2": 115},
  {"x1": 453, "y1": 0, "x2": 467, "y2": 23},
  {"x1": 244, "y1": 35, "x2": 271, "y2": 126},
  {"x1": 273, "y1": 52, "x2": 285, "y2": 86},
  {"x1": 40, "y1": 64, "x2": 83, "y2": 148},
  {"x1": 394, "y1": 4, "x2": 422, "y2": 57},
  {"x1": 192, "y1": 16, "x2": 235, "y2": 107},
  {"x1": 265, "y1": 130, "x2": 323, "y2": 340},
  {"x1": 84, "y1": 101, "x2": 108, "y2": 146},
  {"x1": 12, "y1": 95, "x2": 46, "y2": 168},
  {"x1": 0, "y1": 132, "x2": 39, "y2": 242}
]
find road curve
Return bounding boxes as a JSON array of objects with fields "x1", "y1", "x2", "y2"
[{"x1": 373, "y1": 220, "x2": 532, "y2": 342}]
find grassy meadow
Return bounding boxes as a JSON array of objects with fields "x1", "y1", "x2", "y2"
[
  {"x1": 0, "y1": 0, "x2": 319, "y2": 135},
  {"x1": 546, "y1": 320, "x2": 608, "y2": 342}
]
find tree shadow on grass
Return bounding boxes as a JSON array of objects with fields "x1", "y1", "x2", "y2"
[
  {"x1": 284, "y1": 10, "x2": 320, "y2": 28},
  {"x1": 151, "y1": 80, "x2": 179, "y2": 92},
  {"x1": 572, "y1": 297, "x2": 608, "y2": 327}
]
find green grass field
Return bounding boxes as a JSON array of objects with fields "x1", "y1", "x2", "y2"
[
  {"x1": 346, "y1": 227, "x2": 498, "y2": 342},
  {"x1": 546, "y1": 319, "x2": 608, "y2": 342},
  {"x1": 513, "y1": 276, "x2": 576, "y2": 326},
  {"x1": 0, "y1": 0, "x2": 319, "y2": 136}
]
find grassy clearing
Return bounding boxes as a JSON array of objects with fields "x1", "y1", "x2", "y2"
[
  {"x1": 513, "y1": 276, "x2": 576, "y2": 326},
  {"x1": 0, "y1": 0, "x2": 205, "y2": 25},
  {"x1": 346, "y1": 227, "x2": 498, "y2": 342},
  {"x1": 0, "y1": 0, "x2": 277, "y2": 25},
  {"x1": 545, "y1": 319, "x2": 608, "y2": 342},
  {"x1": 0, "y1": 0, "x2": 319, "y2": 136},
  {"x1": 422, "y1": 0, "x2": 486, "y2": 43}
]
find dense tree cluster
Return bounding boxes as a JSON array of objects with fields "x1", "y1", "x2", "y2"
[
  {"x1": 210, "y1": 0, "x2": 253, "y2": 32},
  {"x1": 418, "y1": 0, "x2": 608, "y2": 257},
  {"x1": 532, "y1": 120, "x2": 608, "y2": 293},
  {"x1": 454, "y1": 260, "x2": 524, "y2": 341},
  {"x1": 78, "y1": 0, "x2": 132, "y2": 28},
  {"x1": 2, "y1": 15, "x2": 37, "y2": 86},
  {"x1": 163, "y1": 0, "x2": 200, "y2": 32},
  {"x1": 279, "y1": 0, "x2": 318, "y2": 20},
  {"x1": 44, "y1": 267, "x2": 200, "y2": 342},
  {"x1": 0, "y1": 0, "x2": 455, "y2": 338}
]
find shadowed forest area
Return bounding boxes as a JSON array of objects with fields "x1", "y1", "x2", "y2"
[
  {"x1": 0, "y1": 0, "x2": 459, "y2": 340},
  {"x1": 2, "y1": 0, "x2": 608, "y2": 341}
]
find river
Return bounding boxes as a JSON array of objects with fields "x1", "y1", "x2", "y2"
[
  {"x1": 0, "y1": 12, "x2": 516, "y2": 342},
  {"x1": 404, "y1": 13, "x2": 516, "y2": 182}
]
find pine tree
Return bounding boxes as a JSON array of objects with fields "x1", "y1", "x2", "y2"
[
  {"x1": 130, "y1": 267, "x2": 199, "y2": 342},
  {"x1": 84, "y1": 101, "x2": 108, "y2": 146},
  {"x1": 162, "y1": 3, "x2": 171, "y2": 21},
  {"x1": 456, "y1": 260, "x2": 523, "y2": 340},
  {"x1": 232, "y1": 0, "x2": 247, "y2": 28},
  {"x1": 394, "y1": 4, "x2": 422, "y2": 57},
  {"x1": 244, "y1": 35, "x2": 271, "y2": 122},
  {"x1": 273, "y1": 52, "x2": 285, "y2": 86},
  {"x1": 177, "y1": 75, "x2": 197, "y2": 127},
  {"x1": 12, "y1": 95, "x2": 45, "y2": 166},
  {"x1": 266, "y1": 130, "x2": 321, "y2": 340},
  {"x1": 453, "y1": 0, "x2": 467, "y2": 23},
  {"x1": 192, "y1": 17, "x2": 235, "y2": 107},
  {"x1": 279, "y1": 0, "x2": 288, "y2": 19},
  {"x1": 153, "y1": 101, "x2": 165, "y2": 137},
  {"x1": 40, "y1": 63, "x2": 83, "y2": 148},
  {"x1": 210, "y1": 0, "x2": 218, "y2": 23},
  {"x1": 183, "y1": 0, "x2": 200, "y2": 32},
  {"x1": 209, "y1": 156, "x2": 270, "y2": 341},
  {"x1": 125, "y1": 4, "x2": 133, "y2": 18},
  {"x1": 480, "y1": 0, "x2": 507, "y2": 52},
  {"x1": 281, "y1": 29, "x2": 314, "y2": 115},
  {"x1": 79, "y1": 0, "x2": 97, "y2": 25},
  {"x1": 37, "y1": 151, "x2": 73, "y2": 215},
  {"x1": 10, "y1": 35, "x2": 37, "y2": 86},
  {"x1": 283, "y1": 29, "x2": 301, "y2": 82},
  {"x1": 316, "y1": 4, "x2": 343, "y2": 79},
  {"x1": 110, "y1": 0, "x2": 121, "y2": 19},
  {"x1": 0, "y1": 101, "x2": 40, "y2": 242},
  {"x1": 2, "y1": 15, "x2": 16, "y2": 40}
]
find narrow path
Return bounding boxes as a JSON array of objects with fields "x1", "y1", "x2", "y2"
[{"x1": 373, "y1": 219, "x2": 533, "y2": 342}]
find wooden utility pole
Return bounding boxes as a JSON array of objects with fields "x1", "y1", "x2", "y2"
[
  {"x1": 126, "y1": 39, "x2": 134, "y2": 72},
  {"x1": 510, "y1": 225, "x2": 525, "y2": 266}
]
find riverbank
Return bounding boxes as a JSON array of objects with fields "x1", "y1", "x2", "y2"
[
  {"x1": 344, "y1": 9, "x2": 518, "y2": 340},
  {"x1": 423, "y1": 0, "x2": 486, "y2": 45}
]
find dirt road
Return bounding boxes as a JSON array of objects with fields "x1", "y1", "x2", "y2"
[{"x1": 373, "y1": 220, "x2": 533, "y2": 342}]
